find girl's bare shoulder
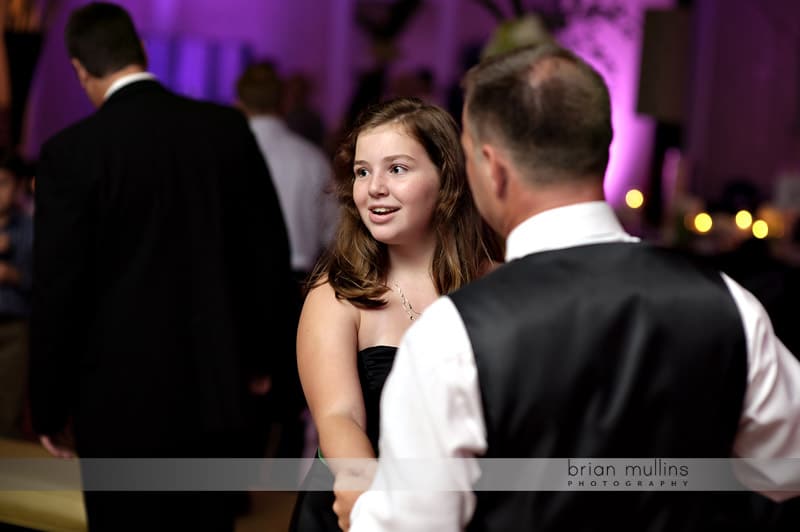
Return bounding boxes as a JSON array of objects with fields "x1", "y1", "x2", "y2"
[{"x1": 302, "y1": 276, "x2": 360, "y2": 323}]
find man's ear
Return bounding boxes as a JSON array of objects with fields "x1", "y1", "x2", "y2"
[
  {"x1": 482, "y1": 144, "x2": 509, "y2": 200},
  {"x1": 140, "y1": 40, "x2": 149, "y2": 69},
  {"x1": 70, "y1": 58, "x2": 89, "y2": 88}
]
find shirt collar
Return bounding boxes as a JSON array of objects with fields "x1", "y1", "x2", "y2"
[
  {"x1": 505, "y1": 201, "x2": 638, "y2": 262},
  {"x1": 104, "y1": 72, "x2": 157, "y2": 101},
  {"x1": 249, "y1": 115, "x2": 286, "y2": 131}
]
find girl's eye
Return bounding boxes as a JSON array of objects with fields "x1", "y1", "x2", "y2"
[
  {"x1": 354, "y1": 168, "x2": 368, "y2": 178},
  {"x1": 389, "y1": 165, "x2": 407, "y2": 175}
]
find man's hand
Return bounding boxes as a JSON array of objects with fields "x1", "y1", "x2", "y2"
[
  {"x1": 39, "y1": 435, "x2": 76, "y2": 459},
  {"x1": 332, "y1": 459, "x2": 377, "y2": 531}
]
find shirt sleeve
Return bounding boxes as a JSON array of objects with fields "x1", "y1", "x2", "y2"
[
  {"x1": 350, "y1": 296, "x2": 488, "y2": 532},
  {"x1": 724, "y1": 274, "x2": 800, "y2": 499}
]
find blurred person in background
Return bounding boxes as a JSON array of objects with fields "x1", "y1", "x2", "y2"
[
  {"x1": 283, "y1": 72, "x2": 326, "y2": 148},
  {"x1": 29, "y1": 3, "x2": 294, "y2": 531},
  {"x1": 236, "y1": 61, "x2": 336, "y2": 459},
  {"x1": 385, "y1": 67, "x2": 435, "y2": 102},
  {"x1": 0, "y1": 150, "x2": 32, "y2": 438}
]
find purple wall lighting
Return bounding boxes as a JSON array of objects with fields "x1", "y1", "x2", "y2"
[
  {"x1": 556, "y1": 0, "x2": 676, "y2": 207},
  {"x1": 24, "y1": 0, "x2": 673, "y2": 209}
]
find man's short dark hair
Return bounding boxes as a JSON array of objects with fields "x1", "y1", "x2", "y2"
[
  {"x1": 463, "y1": 44, "x2": 613, "y2": 185},
  {"x1": 65, "y1": 2, "x2": 146, "y2": 77},
  {"x1": 236, "y1": 62, "x2": 283, "y2": 114}
]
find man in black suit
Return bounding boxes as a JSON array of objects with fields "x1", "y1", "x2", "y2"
[{"x1": 29, "y1": 3, "x2": 295, "y2": 530}]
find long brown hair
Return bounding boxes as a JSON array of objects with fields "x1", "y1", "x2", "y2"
[{"x1": 310, "y1": 97, "x2": 503, "y2": 308}]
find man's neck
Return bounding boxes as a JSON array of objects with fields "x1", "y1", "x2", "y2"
[
  {"x1": 503, "y1": 179, "x2": 605, "y2": 237},
  {"x1": 93, "y1": 65, "x2": 146, "y2": 105}
]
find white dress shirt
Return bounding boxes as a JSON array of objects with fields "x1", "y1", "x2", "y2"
[
  {"x1": 350, "y1": 201, "x2": 800, "y2": 532},
  {"x1": 248, "y1": 116, "x2": 335, "y2": 272},
  {"x1": 103, "y1": 72, "x2": 157, "y2": 101}
]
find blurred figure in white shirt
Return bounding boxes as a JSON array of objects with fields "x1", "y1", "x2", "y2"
[{"x1": 236, "y1": 62, "x2": 336, "y2": 459}]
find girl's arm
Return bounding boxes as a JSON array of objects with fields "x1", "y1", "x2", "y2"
[{"x1": 297, "y1": 281, "x2": 375, "y2": 471}]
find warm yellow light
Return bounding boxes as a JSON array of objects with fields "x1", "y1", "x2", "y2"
[
  {"x1": 625, "y1": 189, "x2": 644, "y2": 209},
  {"x1": 752, "y1": 220, "x2": 769, "y2": 239},
  {"x1": 735, "y1": 210, "x2": 752, "y2": 230},
  {"x1": 694, "y1": 212, "x2": 713, "y2": 233},
  {"x1": 756, "y1": 206, "x2": 784, "y2": 238}
]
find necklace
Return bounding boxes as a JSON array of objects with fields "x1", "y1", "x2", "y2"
[{"x1": 393, "y1": 281, "x2": 422, "y2": 321}]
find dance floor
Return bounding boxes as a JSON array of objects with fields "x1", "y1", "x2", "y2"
[{"x1": 0, "y1": 438, "x2": 296, "y2": 532}]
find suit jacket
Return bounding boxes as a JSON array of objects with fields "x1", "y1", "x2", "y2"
[{"x1": 30, "y1": 79, "x2": 295, "y2": 455}]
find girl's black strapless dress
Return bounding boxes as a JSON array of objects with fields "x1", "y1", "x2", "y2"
[{"x1": 288, "y1": 345, "x2": 397, "y2": 531}]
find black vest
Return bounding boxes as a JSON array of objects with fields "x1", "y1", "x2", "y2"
[{"x1": 450, "y1": 242, "x2": 748, "y2": 532}]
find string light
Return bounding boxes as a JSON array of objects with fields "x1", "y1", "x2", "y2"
[
  {"x1": 752, "y1": 220, "x2": 769, "y2": 239},
  {"x1": 756, "y1": 206, "x2": 784, "y2": 238},
  {"x1": 625, "y1": 189, "x2": 644, "y2": 209},
  {"x1": 694, "y1": 213, "x2": 713, "y2": 233},
  {"x1": 735, "y1": 210, "x2": 752, "y2": 230}
]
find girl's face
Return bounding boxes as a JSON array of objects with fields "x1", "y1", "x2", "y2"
[{"x1": 352, "y1": 123, "x2": 440, "y2": 246}]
